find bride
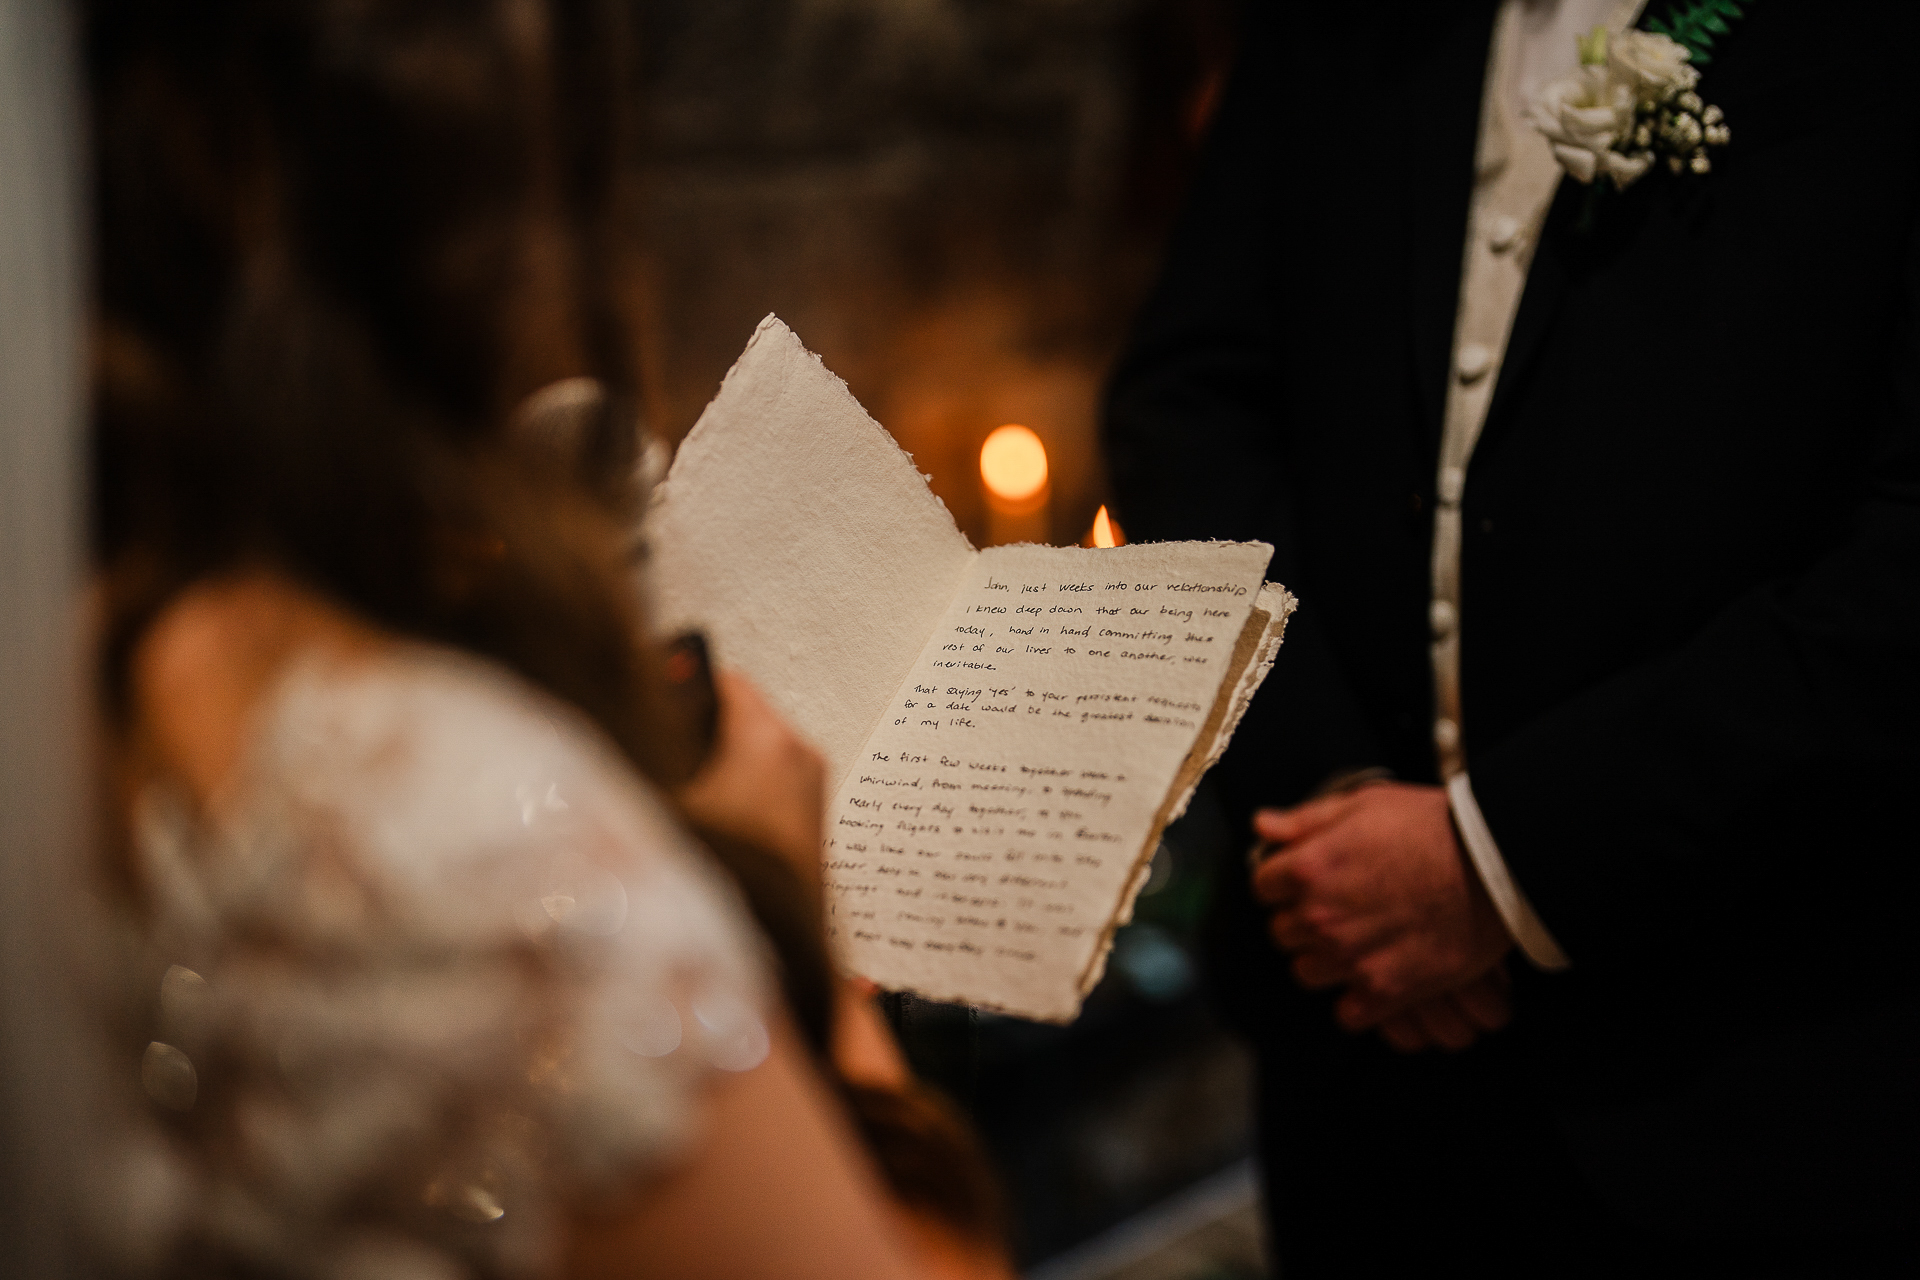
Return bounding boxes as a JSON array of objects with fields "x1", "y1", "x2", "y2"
[{"x1": 87, "y1": 2, "x2": 996, "y2": 1277}]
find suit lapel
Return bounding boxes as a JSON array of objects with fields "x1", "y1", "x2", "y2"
[
  {"x1": 1478, "y1": 173, "x2": 1581, "y2": 452},
  {"x1": 1401, "y1": 2, "x2": 1502, "y2": 461},
  {"x1": 1476, "y1": 1, "x2": 1692, "y2": 461}
]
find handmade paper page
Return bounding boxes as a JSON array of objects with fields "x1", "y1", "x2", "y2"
[
  {"x1": 647, "y1": 316, "x2": 976, "y2": 785},
  {"x1": 1163, "y1": 581, "x2": 1296, "y2": 826},
  {"x1": 823, "y1": 539, "x2": 1275, "y2": 1021}
]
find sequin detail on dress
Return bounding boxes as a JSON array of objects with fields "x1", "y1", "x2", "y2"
[{"x1": 126, "y1": 648, "x2": 771, "y2": 1279}]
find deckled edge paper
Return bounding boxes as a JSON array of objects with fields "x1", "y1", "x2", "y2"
[
  {"x1": 1069, "y1": 581, "x2": 1296, "y2": 1003},
  {"x1": 647, "y1": 317, "x2": 1300, "y2": 1022},
  {"x1": 645, "y1": 314, "x2": 977, "y2": 788}
]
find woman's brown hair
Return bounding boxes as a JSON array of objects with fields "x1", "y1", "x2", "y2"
[
  {"x1": 87, "y1": 0, "x2": 675, "y2": 779},
  {"x1": 85, "y1": 0, "x2": 855, "y2": 1060}
]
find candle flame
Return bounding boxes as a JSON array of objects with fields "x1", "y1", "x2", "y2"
[
  {"x1": 980, "y1": 425, "x2": 1048, "y2": 503},
  {"x1": 1091, "y1": 504, "x2": 1124, "y2": 548}
]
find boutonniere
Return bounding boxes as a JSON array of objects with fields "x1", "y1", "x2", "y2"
[{"x1": 1527, "y1": 1, "x2": 1747, "y2": 195}]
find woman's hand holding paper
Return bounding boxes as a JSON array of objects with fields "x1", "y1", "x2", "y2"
[{"x1": 679, "y1": 669, "x2": 829, "y2": 894}]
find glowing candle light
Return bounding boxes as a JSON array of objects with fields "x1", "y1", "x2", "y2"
[
  {"x1": 980, "y1": 424, "x2": 1050, "y2": 544},
  {"x1": 1090, "y1": 504, "x2": 1125, "y2": 548},
  {"x1": 980, "y1": 425, "x2": 1048, "y2": 505}
]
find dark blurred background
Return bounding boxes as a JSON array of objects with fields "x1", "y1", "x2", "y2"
[
  {"x1": 628, "y1": 0, "x2": 1234, "y2": 547},
  {"x1": 623, "y1": 3, "x2": 1263, "y2": 1274}
]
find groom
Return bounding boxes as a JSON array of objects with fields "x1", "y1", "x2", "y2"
[{"x1": 1105, "y1": 0, "x2": 1920, "y2": 1273}]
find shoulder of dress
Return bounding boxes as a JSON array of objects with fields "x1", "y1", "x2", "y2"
[
  {"x1": 260, "y1": 645, "x2": 607, "y2": 783},
  {"x1": 234, "y1": 645, "x2": 705, "y2": 905}
]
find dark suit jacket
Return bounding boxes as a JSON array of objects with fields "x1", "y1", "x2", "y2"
[{"x1": 1105, "y1": 0, "x2": 1920, "y2": 1259}]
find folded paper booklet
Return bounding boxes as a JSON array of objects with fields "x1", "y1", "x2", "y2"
[{"x1": 647, "y1": 316, "x2": 1295, "y2": 1021}]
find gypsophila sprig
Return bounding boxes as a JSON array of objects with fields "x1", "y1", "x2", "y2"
[
  {"x1": 1648, "y1": 0, "x2": 1749, "y2": 65},
  {"x1": 1528, "y1": 25, "x2": 1733, "y2": 193}
]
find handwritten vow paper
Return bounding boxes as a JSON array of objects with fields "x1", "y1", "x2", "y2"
[{"x1": 648, "y1": 316, "x2": 1293, "y2": 1020}]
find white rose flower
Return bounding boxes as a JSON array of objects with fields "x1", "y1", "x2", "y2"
[
  {"x1": 1607, "y1": 29, "x2": 1700, "y2": 104},
  {"x1": 1528, "y1": 65, "x2": 1647, "y2": 187}
]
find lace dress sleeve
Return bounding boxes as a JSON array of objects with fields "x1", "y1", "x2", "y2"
[{"x1": 127, "y1": 648, "x2": 775, "y2": 1280}]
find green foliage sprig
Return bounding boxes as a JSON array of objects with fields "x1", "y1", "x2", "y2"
[{"x1": 1647, "y1": 0, "x2": 1751, "y2": 65}]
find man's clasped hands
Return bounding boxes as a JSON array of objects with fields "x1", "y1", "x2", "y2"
[{"x1": 1251, "y1": 781, "x2": 1516, "y2": 1052}]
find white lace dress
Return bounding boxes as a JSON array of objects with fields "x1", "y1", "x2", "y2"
[{"x1": 124, "y1": 647, "x2": 772, "y2": 1280}]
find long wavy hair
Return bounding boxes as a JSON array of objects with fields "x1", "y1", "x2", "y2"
[
  {"x1": 84, "y1": 0, "x2": 868, "y2": 1074},
  {"x1": 87, "y1": 0, "x2": 677, "y2": 778}
]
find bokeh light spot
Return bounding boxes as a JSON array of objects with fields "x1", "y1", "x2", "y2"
[{"x1": 980, "y1": 425, "x2": 1049, "y2": 503}]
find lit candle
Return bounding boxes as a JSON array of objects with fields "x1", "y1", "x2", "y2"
[
  {"x1": 980, "y1": 424, "x2": 1050, "y2": 545},
  {"x1": 1088, "y1": 504, "x2": 1125, "y2": 548}
]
